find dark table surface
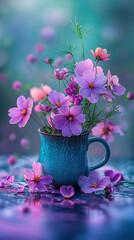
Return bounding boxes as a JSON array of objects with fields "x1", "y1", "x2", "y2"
[{"x1": 0, "y1": 155, "x2": 134, "y2": 240}]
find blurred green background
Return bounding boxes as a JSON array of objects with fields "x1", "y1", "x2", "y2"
[{"x1": 0, "y1": 0, "x2": 134, "y2": 158}]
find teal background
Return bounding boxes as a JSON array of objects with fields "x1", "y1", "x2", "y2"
[{"x1": 0, "y1": 0, "x2": 134, "y2": 158}]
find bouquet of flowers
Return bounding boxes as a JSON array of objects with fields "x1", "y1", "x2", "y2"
[{"x1": 8, "y1": 21, "x2": 126, "y2": 143}]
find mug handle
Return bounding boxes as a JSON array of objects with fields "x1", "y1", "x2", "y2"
[{"x1": 88, "y1": 137, "x2": 110, "y2": 171}]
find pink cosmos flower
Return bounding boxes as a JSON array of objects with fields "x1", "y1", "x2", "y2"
[
  {"x1": 30, "y1": 85, "x2": 52, "y2": 102},
  {"x1": 54, "y1": 68, "x2": 68, "y2": 80},
  {"x1": 60, "y1": 186, "x2": 75, "y2": 198},
  {"x1": 107, "y1": 70, "x2": 126, "y2": 96},
  {"x1": 54, "y1": 106, "x2": 86, "y2": 137},
  {"x1": 8, "y1": 95, "x2": 33, "y2": 128},
  {"x1": 12, "y1": 81, "x2": 22, "y2": 90},
  {"x1": 35, "y1": 43, "x2": 44, "y2": 53},
  {"x1": 24, "y1": 162, "x2": 53, "y2": 192},
  {"x1": 78, "y1": 171, "x2": 110, "y2": 193},
  {"x1": 74, "y1": 59, "x2": 103, "y2": 83},
  {"x1": 92, "y1": 120, "x2": 124, "y2": 143},
  {"x1": 34, "y1": 103, "x2": 45, "y2": 112},
  {"x1": 27, "y1": 54, "x2": 37, "y2": 63},
  {"x1": 48, "y1": 90, "x2": 71, "y2": 108},
  {"x1": 8, "y1": 155, "x2": 16, "y2": 165},
  {"x1": 90, "y1": 47, "x2": 110, "y2": 61}
]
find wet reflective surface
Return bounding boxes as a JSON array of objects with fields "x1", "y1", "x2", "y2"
[{"x1": 0, "y1": 156, "x2": 134, "y2": 240}]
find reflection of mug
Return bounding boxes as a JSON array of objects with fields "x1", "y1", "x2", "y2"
[{"x1": 38, "y1": 129, "x2": 110, "y2": 186}]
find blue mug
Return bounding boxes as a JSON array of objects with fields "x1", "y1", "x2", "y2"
[{"x1": 38, "y1": 128, "x2": 110, "y2": 186}]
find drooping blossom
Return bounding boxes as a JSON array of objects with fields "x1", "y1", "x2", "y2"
[
  {"x1": 77, "y1": 69, "x2": 107, "y2": 103},
  {"x1": 107, "y1": 70, "x2": 126, "y2": 96},
  {"x1": 74, "y1": 59, "x2": 103, "y2": 83},
  {"x1": 46, "y1": 112, "x2": 55, "y2": 130},
  {"x1": 90, "y1": 47, "x2": 110, "y2": 61},
  {"x1": 20, "y1": 138, "x2": 29, "y2": 148},
  {"x1": 14, "y1": 184, "x2": 25, "y2": 193},
  {"x1": 60, "y1": 186, "x2": 75, "y2": 198},
  {"x1": 30, "y1": 85, "x2": 52, "y2": 102},
  {"x1": 8, "y1": 95, "x2": 33, "y2": 128},
  {"x1": 24, "y1": 162, "x2": 53, "y2": 192},
  {"x1": 0, "y1": 175, "x2": 15, "y2": 188},
  {"x1": 44, "y1": 105, "x2": 52, "y2": 113},
  {"x1": 65, "y1": 54, "x2": 72, "y2": 61},
  {"x1": 92, "y1": 120, "x2": 123, "y2": 143},
  {"x1": 72, "y1": 95, "x2": 83, "y2": 105},
  {"x1": 34, "y1": 103, "x2": 45, "y2": 112},
  {"x1": 65, "y1": 82, "x2": 77, "y2": 96},
  {"x1": 7, "y1": 155, "x2": 16, "y2": 165},
  {"x1": 35, "y1": 43, "x2": 44, "y2": 53},
  {"x1": 127, "y1": 92, "x2": 134, "y2": 100},
  {"x1": 45, "y1": 58, "x2": 53, "y2": 64},
  {"x1": 54, "y1": 68, "x2": 68, "y2": 80},
  {"x1": 48, "y1": 90, "x2": 70, "y2": 108},
  {"x1": 9, "y1": 132, "x2": 16, "y2": 141},
  {"x1": 41, "y1": 27, "x2": 55, "y2": 40},
  {"x1": 27, "y1": 54, "x2": 37, "y2": 63},
  {"x1": 54, "y1": 106, "x2": 86, "y2": 137},
  {"x1": 12, "y1": 81, "x2": 22, "y2": 90},
  {"x1": 78, "y1": 171, "x2": 110, "y2": 193},
  {"x1": 104, "y1": 170, "x2": 122, "y2": 183}
]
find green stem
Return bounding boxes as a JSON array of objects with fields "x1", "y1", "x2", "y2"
[
  {"x1": 87, "y1": 103, "x2": 96, "y2": 130},
  {"x1": 80, "y1": 38, "x2": 85, "y2": 60},
  {"x1": 95, "y1": 60, "x2": 98, "y2": 74},
  {"x1": 58, "y1": 80, "x2": 60, "y2": 92},
  {"x1": 115, "y1": 181, "x2": 134, "y2": 185},
  {"x1": 31, "y1": 115, "x2": 44, "y2": 131}
]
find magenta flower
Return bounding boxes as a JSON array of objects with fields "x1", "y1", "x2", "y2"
[
  {"x1": 72, "y1": 95, "x2": 83, "y2": 105},
  {"x1": 24, "y1": 162, "x2": 53, "y2": 192},
  {"x1": 54, "y1": 106, "x2": 86, "y2": 137},
  {"x1": 60, "y1": 186, "x2": 75, "y2": 198},
  {"x1": 20, "y1": 138, "x2": 29, "y2": 148},
  {"x1": 77, "y1": 69, "x2": 107, "y2": 103},
  {"x1": 78, "y1": 171, "x2": 110, "y2": 193},
  {"x1": 34, "y1": 103, "x2": 45, "y2": 112},
  {"x1": 12, "y1": 81, "x2": 22, "y2": 90},
  {"x1": 0, "y1": 175, "x2": 15, "y2": 188},
  {"x1": 9, "y1": 132, "x2": 16, "y2": 141},
  {"x1": 8, "y1": 155, "x2": 16, "y2": 165},
  {"x1": 105, "y1": 185, "x2": 114, "y2": 194},
  {"x1": 90, "y1": 47, "x2": 110, "y2": 61},
  {"x1": 27, "y1": 54, "x2": 37, "y2": 63},
  {"x1": 45, "y1": 58, "x2": 53, "y2": 64},
  {"x1": 35, "y1": 43, "x2": 44, "y2": 53},
  {"x1": 48, "y1": 90, "x2": 70, "y2": 108},
  {"x1": 8, "y1": 96, "x2": 33, "y2": 128},
  {"x1": 44, "y1": 105, "x2": 52, "y2": 113},
  {"x1": 74, "y1": 59, "x2": 103, "y2": 83},
  {"x1": 107, "y1": 70, "x2": 126, "y2": 96},
  {"x1": 54, "y1": 68, "x2": 68, "y2": 80},
  {"x1": 127, "y1": 92, "x2": 134, "y2": 100},
  {"x1": 92, "y1": 120, "x2": 123, "y2": 143},
  {"x1": 104, "y1": 170, "x2": 122, "y2": 183},
  {"x1": 65, "y1": 82, "x2": 77, "y2": 96}
]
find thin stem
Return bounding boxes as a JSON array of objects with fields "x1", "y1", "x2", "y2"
[
  {"x1": 87, "y1": 103, "x2": 96, "y2": 130},
  {"x1": 31, "y1": 115, "x2": 44, "y2": 131},
  {"x1": 80, "y1": 38, "x2": 85, "y2": 60},
  {"x1": 58, "y1": 80, "x2": 60, "y2": 91},
  {"x1": 115, "y1": 181, "x2": 134, "y2": 185},
  {"x1": 95, "y1": 60, "x2": 98, "y2": 74}
]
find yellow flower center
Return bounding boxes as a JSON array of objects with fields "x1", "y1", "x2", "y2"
[
  {"x1": 68, "y1": 116, "x2": 73, "y2": 121},
  {"x1": 92, "y1": 183, "x2": 98, "y2": 188},
  {"x1": 102, "y1": 127, "x2": 109, "y2": 135},
  {"x1": 57, "y1": 102, "x2": 61, "y2": 107},
  {"x1": 65, "y1": 195, "x2": 69, "y2": 198},
  {"x1": 22, "y1": 109, "x2": 27, "y2": 115},
  {"x1": 89, "y1": 83, "x2": 95, "y2": 88},
  {"x1": 34, "y1": 177, "x2": 40, "y2": 182}
]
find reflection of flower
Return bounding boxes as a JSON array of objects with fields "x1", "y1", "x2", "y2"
[
  {"x1": 78, "y1": 171, "x2": 110, "y2": 193},
  {"x1": 60, "y1": 185, "x2": 75, "y2": 198},
  {"x1": 92, "y1": 120, "x2": 123, "y2": 143},
  {"x1": 8, "y1": 95, "x2": 33, "y2": 128},
  {"x1": 91, "y1": 47, "x2": 110, "y2": 61},
  {"x1": 24, "y1": 162, "x2": 53, "y2": 192}
]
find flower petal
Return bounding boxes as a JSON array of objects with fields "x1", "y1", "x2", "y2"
[
  {"x1": 88, "y1": 90, "x2": 99, "y2": 103},
  {"x1": 33, "y1": 162, "x2": 42, "y2": 178},
  {"x1": 88, "y1": 171, "x2": 101, "y2": 185},
  {"x1": 79, "y1": 87, "x2": 91, "y2": 98},
  {"x1": 24, "y1": 169, "x2": 34, "y2": 180},
  {"x1": 98, "y1": 176, "x2": 111, "y2": 189},
  {"x1": 55, "y1": 115, "x2": 68, "y2": 129},
  {"x1": 62, "y1": 120, "x2": 72, "y2": 137},
  {"x1": 28, "y1": 180, "x2": 36, "y2": 192},
  {"x1": 40, "y1": 175, "x2": 53, "y2": 185},
  {"x1": 17, "y1": 96, "x2": 27, "y2": 110},
  {"x1": 70, "y1": 120, "x2": 82, "y2": 136},
  {"x1": 9, "y1": 115, "x2": 23, "y2": 124},
  {"x1": 78, "y1": 175, "x2": 91, "y2": 188},
  {"x1": 36, "y1": 182, "x2": 48, "y2": 192}
]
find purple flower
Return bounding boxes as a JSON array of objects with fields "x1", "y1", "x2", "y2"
[
  {"x1": 35, "y1": 43, "x2": 44, "y2": 53},
  {"x1": 77, "y1": 69, "x2": 107, "y2": 103},
  {"x1": 20, "y1": 138, "x2": 29, "y2": 148},
  {"x1": 12, "y1": 81, "x2": 22, "y2": 90},
  {"x1": 24, "y1": 162, "x2": 53, "y2": 192},
  {"x1": 65, "y1": 82, "x2": 77, "y2": 96},
  {"x1": 102, "y1": 89, "x2": 115, "y2": 102},
  {"x1": 8, "y1": 95, "x2": 33, "y2": 128},
  {"x1": 72, "y1": 95, "x2": 83, "y2": 105},
  {"x1": 48, "y1": 90, "x2": 70, "y2": 108},
  {"x1": 54, "y1": 68, "x2": 68, "y2": 80},
  {"x1": 0, "y1": 175, "x2": 15, "y2": 188},
  {"x1": 9, "y1": 132, "x2": 16, "y2": 141},
  {"x1": 74, "y1": 59, "x2": 103, "y2": 83},
  {"x1": 107, "y1": 70, "x2": 126, "y2": 96},
  {"x1": 60, "y1": 185, "x2": 75, "y2": 198},
  {"x1": 127, "y1": 92, "x2": 134, "y2": 100},
  {"x1": 78, "y1": 171, "x2": 110, "y2": 193},
  {"x1": 8, "y1": 155, "x2": 16, "y2": 165},
  {"x1": 44, "y1": 105, "x2": 52, "y2": 113},
  {"x1": 54, "y1": 106, "x2": 86, "y2": 137},
  {"x1": 92, "y1": 120, "x2": 123, "y2": 143},
  {"x1": 104, "y1": 170, "x2": 122, "y2": 183},
  {"x1": 27, "y1": 54, "x2": 37, "y2": 64}
]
